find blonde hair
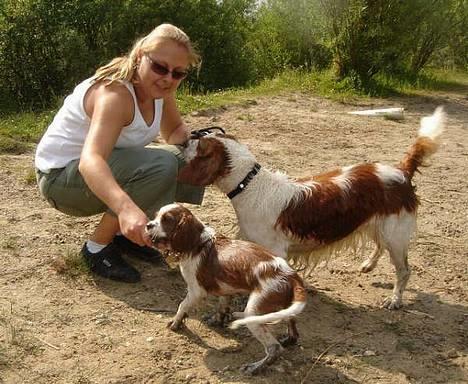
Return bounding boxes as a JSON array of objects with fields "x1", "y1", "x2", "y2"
[{"x1": 93, "y1": 23, "x2": 200, "y2": 84}]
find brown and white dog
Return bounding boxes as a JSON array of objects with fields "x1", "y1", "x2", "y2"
[
  {"x1": 146, "y1": 203, "x2": 306, "y2": 374},
  {"x1": 178, "y1": 107, "x2": 446, "y2": 310}
]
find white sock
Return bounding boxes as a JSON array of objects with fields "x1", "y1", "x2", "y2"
[{"x1": 86, "y1": 240, "x2": 108, "y2": 254}]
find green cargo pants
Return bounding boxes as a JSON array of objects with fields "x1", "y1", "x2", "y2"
[{"x1": 36, "y1": 145, "x2": 204, "y2": 218}]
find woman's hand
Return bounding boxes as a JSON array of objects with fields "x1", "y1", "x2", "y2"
[{"x1": 117, "y1": 203, "x2": 153, "y2": 247}]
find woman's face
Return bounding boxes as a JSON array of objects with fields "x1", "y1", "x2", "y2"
[{"x1": 137, "y1": 38, "x2": 190, "y2": 99}]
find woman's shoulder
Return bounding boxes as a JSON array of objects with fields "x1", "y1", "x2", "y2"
[
  {"x1": 91, "y1": 80, "x2": 133, "y2": 100},
  {"x1": 84, "y1": 80, "x2": 134, "y2": 122}
]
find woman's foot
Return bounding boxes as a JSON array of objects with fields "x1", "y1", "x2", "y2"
[
  {"x1": 113, "y1": 235, "x2": 164, "y2": 264},
  {"x1": 81, "y1": 243, "x2": 141, "y2": 283}
]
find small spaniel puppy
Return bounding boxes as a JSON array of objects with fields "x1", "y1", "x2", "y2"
[
  {"x1": 177, "y1": 107, "x2": 446, "y2": 310},
  {"x1": 146, "y1": 203, "x2": 307, "y2": 375}
]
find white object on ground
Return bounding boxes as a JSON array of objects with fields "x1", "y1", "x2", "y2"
[{"x1": 348, "y1": 107, "x2": 405, "y2": 121}]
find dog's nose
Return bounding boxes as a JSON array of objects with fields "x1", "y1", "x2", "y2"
[{"x1": 146, "y1": 222, "x2": 155, "y2": 231}]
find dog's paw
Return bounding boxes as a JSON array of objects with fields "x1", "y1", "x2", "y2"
[
  {"x1": 167, "y1": 313, "x2": 188, "y2": 331},
  {"x1": 278, "y1": 334, "x2": 298, "y2": 347},
  {"x1": 167, "y1": 319, "x2": 181, "y2": 331},
  {"x1": 382, "y1": 296, "x2": 402, "y2": 310},
  {"x1": 240, "y1": 361, "x2": 264, "y2": 375},
  {"x1": 360, "y1": 259, "x2": 376, "y2": 273}
]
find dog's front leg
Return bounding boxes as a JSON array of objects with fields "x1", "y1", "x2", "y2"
[{"x1": 168, "y1": 290, "x2": 206, "y2": 331}]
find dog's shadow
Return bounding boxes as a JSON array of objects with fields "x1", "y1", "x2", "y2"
[{"x1": 94, "y1": 260, "x2": 467, "y2": 384}]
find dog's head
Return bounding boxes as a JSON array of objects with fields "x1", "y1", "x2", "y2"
[
  {"x1": 178, "y1": 133, "x2": 232, "y2": 186},
  {"x1": 178, "y1": 133, "x2": 255, "y2": 186},
  {"x1": 146, "y1": 203, "x2": 205, "y2": 255}
]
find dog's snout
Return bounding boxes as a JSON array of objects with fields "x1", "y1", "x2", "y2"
[{"x1": 146, "y1": 222, "x2": 155, "y2": 231}]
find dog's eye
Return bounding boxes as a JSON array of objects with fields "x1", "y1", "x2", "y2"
[{"x1": 161, "y1": 213, "x2": 177, "y2": 232}]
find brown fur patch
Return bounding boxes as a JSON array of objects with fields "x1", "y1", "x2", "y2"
[
  {"x1": 178, "y1": 137, "x2": 231, "y2": 186},
  {"x1": 399, "y1": 137, "x2": 438, "y2": 179},
  {"x1": 256, "y1": 274, "x2": 306, "y2": 315},
  {"x1": 276, "y1": 163, "x2": 418, "y2": 243},
  {"x1": 196, "y1": 239, "x2": 273, "y2": 294},
  {"x1": 161, "y1": 205, "x2": 205, "y2": 254}
]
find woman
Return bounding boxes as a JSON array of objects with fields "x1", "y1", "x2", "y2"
[{"x1": 35, "y1": 24, "x2": 204, "y2": 283}]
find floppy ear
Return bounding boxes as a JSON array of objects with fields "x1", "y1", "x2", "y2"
[
  {"x1": 178, "y1": 138, "x2": 229, "y2": 186},
  {"x1": 170, "y1": 212, "x2": 205, "y2": 253}
]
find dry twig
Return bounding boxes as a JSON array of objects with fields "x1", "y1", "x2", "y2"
[
  {"x1": 137, "y1": 307, "x2": 175, "y2": 314},
  {"x1": 301, "y1": 331, "x2": 366, "y2": 384},
  {"x1": 33, "y1": 336, "x2": 60, "y2": 350}
]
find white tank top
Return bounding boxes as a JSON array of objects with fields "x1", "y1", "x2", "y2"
[{"x1": 35, "y1": 77, "x2": 163, "y2": 173}]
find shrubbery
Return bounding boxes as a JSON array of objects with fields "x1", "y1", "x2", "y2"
[{"x1": 0, "y1": 0, "x2": 465, "y2": 111}]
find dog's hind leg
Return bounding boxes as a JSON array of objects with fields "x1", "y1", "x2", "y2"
[
  {"x1": 240, "y1": 324, "x2": 283, "y2": 375},
  {"x1": 237, "y1": 293, "x2": 283, "y2": 374},
  {"x1": 381, "y1": 212, "x2": 415, "y2": 310},
  {"x1": 360, "y1": 245, "x2": 384, "y2": 273},
  {"x1": 279, "y1": 318, "x2": 299, "y2": 347},
  {"x1": 205, "y1": 296, "x2": 232, "y2": 327}
]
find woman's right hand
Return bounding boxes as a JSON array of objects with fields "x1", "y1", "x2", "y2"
[{"x1": 117, "y1": 203, "x2": 152, "y2": 247}]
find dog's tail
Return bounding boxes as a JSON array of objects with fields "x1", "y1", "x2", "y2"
[
  {"x1": 229, "y1": 301, "x2": 306, "y2": 329},
  {"x1": 399, "y1": 106, "x2": 446, "y2": 180},
  {"x1": 229, "y1": 278, "x2": 306, "y2": 329}
]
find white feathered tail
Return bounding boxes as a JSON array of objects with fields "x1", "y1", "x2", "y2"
[{"x1": 230, "y1": 301, "x2": 306, "y2": 329}]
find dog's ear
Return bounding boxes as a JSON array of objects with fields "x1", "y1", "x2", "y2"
[
  {"x1": 170, "y1": 212, "x2": 205, "y2": 253},
  {"x1": 178, "y1": 138, "x2": 229, "y2": 186}
]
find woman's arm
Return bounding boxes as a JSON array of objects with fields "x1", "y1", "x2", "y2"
[
  {"x1": 159, "y1": 94, "x2": 190, "y2": 144},
  {"x1": 79, "y1": 83, "x2": 151, "y2": 246}
]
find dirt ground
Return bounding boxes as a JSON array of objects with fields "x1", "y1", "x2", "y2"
[{"x1": 1, "y1": 86, "x2": 467, "y2": 384}]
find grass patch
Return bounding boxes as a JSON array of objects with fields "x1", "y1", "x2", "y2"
[
  {"x1": 50, "y1": 248, "x2": 90, "y2": 279},
  {"x1": 1, "y1": 237, "x2": 19, "y2": 251},
  {"x1": 24, "y1": 167, "x2": 37, "y2": 185},
  {"x1": 0, "y1": 109, "x2": 55, "y2": 155},
  {"x1": 1, "y1": 68, "x2": 466, "y2": 155},
  {"x1": 0, "y1": 301, "x2": 39, "y2": 368},
  {"x1": 372, "y1": 68, "x2": 468, "y2": 96}
]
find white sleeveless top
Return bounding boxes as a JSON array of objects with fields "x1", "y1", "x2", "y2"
[{"x1": 35, "y1": 77, "x2": 163, "y2": 173}]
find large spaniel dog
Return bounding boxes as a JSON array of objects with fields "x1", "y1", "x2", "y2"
[
  {"x1": 146, "y1": 203, "x2": 306, "y2": 374},
  {"x1": 178, "y1": 107, "x2": 446, "y2": 310}
]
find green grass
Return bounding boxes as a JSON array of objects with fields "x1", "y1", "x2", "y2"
[
  {"x1": 1, "y1": 68, "x2": 466, "y2": 155},
  {"x1": 0, "y1": 109, "x2": 56, "y2": 154},
  {"x1": 372, "y1": 68, "x2": 468, "y2": 96},
  {"x1": 49, "y1": 248, "x2": 90, "y2": 279},
  {"x1": 176, "y1": 68, "x2": 363, "y2": 115}
]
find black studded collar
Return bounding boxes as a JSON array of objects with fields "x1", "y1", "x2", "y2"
[{"x1": 227, "y1": 163, "x2": 261, "y2": 200}]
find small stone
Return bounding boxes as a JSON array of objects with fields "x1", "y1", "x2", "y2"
[
  {"x1": 146, "y1": 336, "x2": 154, "y2": 342},
  {"x1": 363, "y1": 350, "x2": 377, "y2": 356},
  {"x1": 447, "y1": 349, "x2": 458, "y2": 359}
]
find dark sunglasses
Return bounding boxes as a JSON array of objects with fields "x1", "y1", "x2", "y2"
[{"x1": 145, "y1": 55, "x2": 188, "y2": 80}]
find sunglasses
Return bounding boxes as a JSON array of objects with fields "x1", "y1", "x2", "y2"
[{"x1": 145, "y1": 55, "x2": 188, "y2": 80}]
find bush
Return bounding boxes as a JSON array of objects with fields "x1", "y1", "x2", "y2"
[
  {"x1": 0, "y1": 0, "x2": 258, "y2": 108},
  {"x1": 248, "y1": 0, "x2": 332, "y2": 79},
  {"x1": 321, "y1": 0, "x2": 465, "y2": 87}
]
